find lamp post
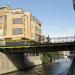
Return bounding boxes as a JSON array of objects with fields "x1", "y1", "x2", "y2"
[
  {"x1": 47, "y1": 35, "x2": 49, "y2": 42},
  {"x1": 46, "y1": 35, "x2": 51, "y2": 43}
]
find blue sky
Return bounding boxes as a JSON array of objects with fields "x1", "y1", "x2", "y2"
[{"x1": 0, "y1": 0, "x2": 75, "y2": 37}]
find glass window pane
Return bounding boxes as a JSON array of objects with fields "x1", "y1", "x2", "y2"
[
  {"x1": 13, "y1": 18, "x2": 23, "y2": 24},
  {"x1": 13, "y1": 28, "x2": 23, "y2": 34}
]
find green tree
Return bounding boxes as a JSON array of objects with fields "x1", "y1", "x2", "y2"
[{"x1": 42, "y1": 52, "x2": 59, "y2": 64}]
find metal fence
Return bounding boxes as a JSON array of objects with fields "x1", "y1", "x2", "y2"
[
  {"x1": 0, "y1": 40, "x2": 38, "y2": 46},
  {"x1": 0, "y1": 36, "x2": 75, "y2": 46},
  {"x1": 46, "y1": 36, "x2": 75, "y2": 43}
]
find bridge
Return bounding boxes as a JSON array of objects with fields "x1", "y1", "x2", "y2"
[{"x1": 0, "y1": 36, "x2": 75, "y2": 53}]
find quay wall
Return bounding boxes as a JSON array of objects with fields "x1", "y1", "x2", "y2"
[{"x1": 0, "y1": 52, "x2": 42, "y2": 74}]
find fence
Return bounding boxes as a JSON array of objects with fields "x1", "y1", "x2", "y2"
[{"x1": 46, "y1": 36, "x2": 75, "y2": 43}]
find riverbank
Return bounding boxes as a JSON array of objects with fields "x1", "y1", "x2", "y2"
[
  {"x1": 0, "y1": 52, "x2": 42, "y2": 74},
  {"x1": 4, "y1": 58, "x2": 72, "y2": 75}
]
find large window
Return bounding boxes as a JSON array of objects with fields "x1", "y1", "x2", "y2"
[
  {"x1": 13, "y1": 28, "x2": 23, "y2": 35},
  {"x1": 13, "y1": 18, "x2": 23, "y2": 24}
]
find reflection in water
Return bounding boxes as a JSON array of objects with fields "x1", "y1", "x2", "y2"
[{"x1": 4, "y1": 58, "x2": 72, "y2": 75}]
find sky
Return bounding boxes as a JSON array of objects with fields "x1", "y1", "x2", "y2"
[{"x1": 0, "y1": 0, "x2": 75, "y2": 37}]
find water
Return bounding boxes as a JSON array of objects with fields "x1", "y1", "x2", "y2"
[{"x1": 4, "y1": 58, "x2": 72, "y2": 75}]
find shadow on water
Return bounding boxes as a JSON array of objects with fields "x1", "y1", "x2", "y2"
[
  {"x1": 4, "y1": 60, "x2": 72, "y2": 75},
  {"x1": 4, "y1": 62, "x2": 63, "y2": 75},
  {"x1": 4, "y1": 65, "x2": 43, "y2": 75}
]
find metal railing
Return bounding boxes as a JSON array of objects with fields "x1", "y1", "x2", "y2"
[
  {"x1": 46, "y1": 36, "x2": 75, "y2": 43},
  {"x1": 0, "y1": 39, "x2": 38, "y2": 46},
  {"x1": 0, "y1": 36, "x2": 75, "y2": 46}
]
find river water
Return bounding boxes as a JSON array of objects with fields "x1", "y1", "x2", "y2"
[{"x1": 4, "y1": 58, "x2": 72, "y2": 75}]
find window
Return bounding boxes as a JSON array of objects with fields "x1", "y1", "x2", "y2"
[
  {"x1": 13, "y1": 28, "x2": 23, "y2": 35},
  {"x1": 39, "y1": 29, "x2": 41, "y2": 33},
  {"x1": 0, "y1": 17, "x2": 3, "y2": 24},
  {"x1": 36, "y1": 53, "x2": 39, "y2": 56},
  {"x1": 39, "y1": 23, "x2": 41, "y2": 26},
  {"x1": 35, "y1": 33, "x2": 41, "y2": 42},
  {"x1": 35, "y1": 26, "x2": 38, "y2": 31},
  {"x1": 4, "y1": 15, "x2": 7, "y2": 35},
  {"x1": 13, "y1": 18, "x2": 23, "y2": 24},
  {"x1": 35, "y1": 33, "x2": 39, "y2": 41},
  {"x1": 35, "y1": 26, "x2": 41, "y2": 33}
]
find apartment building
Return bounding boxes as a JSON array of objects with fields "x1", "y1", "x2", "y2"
[
  {"x1": 31, "y1": 16, "x2": 42, "y2": 42},
  {"x1": 0, "y1": 6, "x2": 42, "y2": 42}
]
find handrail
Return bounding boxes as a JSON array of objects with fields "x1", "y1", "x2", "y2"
[
  {"x1": 46, "y1": 36, "x2": 75, "y2": 43},
  {"x1": 0, "y1": 36, "x2": 74, "y2": 46}
]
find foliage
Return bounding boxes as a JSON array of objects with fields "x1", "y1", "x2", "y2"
[{"x1": 42, "y1": 52, "x2": 59, "y2": 64}]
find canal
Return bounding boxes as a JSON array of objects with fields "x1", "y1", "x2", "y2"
[{"x1": 4, "y1": 58, "x2": 72, "y2": 75}]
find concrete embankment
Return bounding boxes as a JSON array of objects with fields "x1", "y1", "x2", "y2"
[
  {"x1": 67, "y1": 58, "x2": 75, "y2": 75},
  {"x1": 0, "y1": 52, "x2": 42, "y2": 74}
]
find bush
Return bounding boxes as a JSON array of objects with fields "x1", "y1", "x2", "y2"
[{"x1": 42, "y1": 52, "x2": 59, "y2": 64}]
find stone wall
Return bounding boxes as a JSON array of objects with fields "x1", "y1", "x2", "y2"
[{"x1": 0, "y1": 52, "x2": 42, "y2": 74}]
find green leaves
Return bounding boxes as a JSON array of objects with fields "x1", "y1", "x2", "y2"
[{"x1": 42, "y1": 52, "x2": 59, "y2": 64}]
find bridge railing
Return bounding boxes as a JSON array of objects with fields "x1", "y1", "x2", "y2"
[
  {"x1": 0, "y1": 36, "x2": 74, "y2": 47},
  {"x1": 47, "y1": 36, "x2": 75, "y2": 43},
  {"x1": 0, "y1": 39, "x2": 38, "y2": 46}
]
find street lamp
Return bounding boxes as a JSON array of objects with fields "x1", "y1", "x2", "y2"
[{"x1": 47, "y1": 35, "x2": 49, "y2": 43}]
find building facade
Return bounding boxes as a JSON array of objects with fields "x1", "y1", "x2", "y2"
[
  {"x1": 0, "y1": 6, "x2": 43, "y2": 75},
  {"x1": 0, "y1": 6, "x2": 42, "y2": 42}
]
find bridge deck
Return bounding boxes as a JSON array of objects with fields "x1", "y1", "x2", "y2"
[
  {"x1": 0, "y1": 36, "x2": 75, "y2": 53},
  {"x1": 0, "y1": 41, "x2": 75, "y2": 53}
]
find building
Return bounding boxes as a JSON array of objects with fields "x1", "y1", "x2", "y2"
[
  {"x1": 0, "y1": 6, "x2": 43, "y2": 74},
  {"x1": 0, "y1": 6, "x2": 42, "y2": 42},
  {"x1": 31, "y1": 16, "x2": 42, "y2": 42}
]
